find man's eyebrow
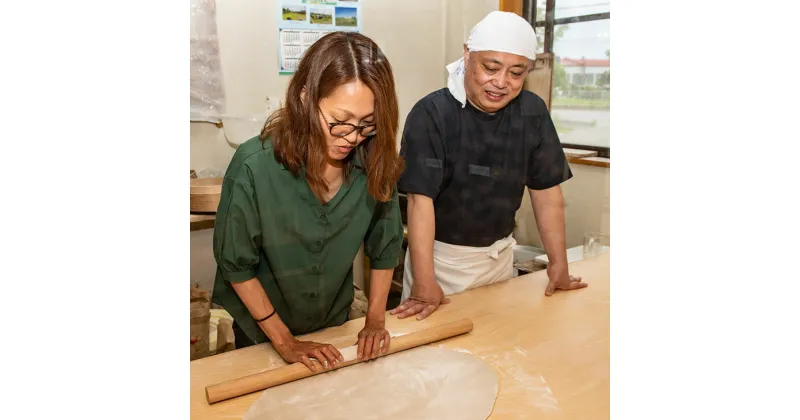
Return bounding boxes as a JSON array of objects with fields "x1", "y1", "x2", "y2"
[{"x1": 482, "y1": 58, "x2": 527, "y2": 68}]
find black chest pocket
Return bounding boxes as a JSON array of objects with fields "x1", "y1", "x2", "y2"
[
  {"x1": 444, "y1": 111, "x2": 528, "y2": 200},
  {"x1": 463, "y1": 137, "x2": 527, "y2": 191}
]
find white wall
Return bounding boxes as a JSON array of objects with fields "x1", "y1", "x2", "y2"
[
  {"x1": 445, "y1": 0, "x2": 499, "y2": 65},
  {"x1": 191, "y1": 0, "x2": 499, "y2": 173},
  {"x1": 191, "y1": 0, "x2": 499, "y2": 291},
  {"x1": 190, "y1": 122, "x2": 233, "y2": 177},
  {"x1": 514, "y1": 163, "x2": 610, "y2": 250}
]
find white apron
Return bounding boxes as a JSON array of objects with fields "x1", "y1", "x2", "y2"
[{"x1": 401, "y1": 235, "x2": 517, "y2": 301}]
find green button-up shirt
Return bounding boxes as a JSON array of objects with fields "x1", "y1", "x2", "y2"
[{"x1": 211, "y1": 136, "x2": 404, "y2": 344}]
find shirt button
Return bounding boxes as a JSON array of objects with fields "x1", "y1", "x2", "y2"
[
  {"x1": 320, "y1": 213, "x2": 327, "y2": 221},
  {"x1": 309, "y1": 292, "x2": 317, "y2": 298},
  {"x1": 316, "y1": 240, "x2": 324, "y2": 248},
  {"x1": 311, "y1": 266, "x2": 319, "y2": 274}
]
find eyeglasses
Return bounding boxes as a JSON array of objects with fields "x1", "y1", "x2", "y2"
[{"x1": 320, "y1": 112, "x2": 377, "y2": 138}]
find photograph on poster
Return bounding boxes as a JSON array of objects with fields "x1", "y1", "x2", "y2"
[{"x1": 335, "y1": 7, "x2": 357, "y2": 27}]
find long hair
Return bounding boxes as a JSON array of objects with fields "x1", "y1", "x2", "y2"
[{"x1": 261, "y1": 31, "x2": 404, "y2": 202}]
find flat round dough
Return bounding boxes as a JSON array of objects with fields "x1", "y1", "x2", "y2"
[{"x1": 243, "y1": 346, "x2": 499, "y2": 420}]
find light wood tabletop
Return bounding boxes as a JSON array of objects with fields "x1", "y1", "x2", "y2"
[
  {"x1": 190, "y1": 214, "x2": 216, "y2": 232},
  {"x1": 191, "y1": 252, "x2": 610, "y2": 419}
]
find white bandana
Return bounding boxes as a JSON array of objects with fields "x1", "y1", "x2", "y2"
[{"x1": 446, "y1": 11, "x2": 539, "y2": 107}]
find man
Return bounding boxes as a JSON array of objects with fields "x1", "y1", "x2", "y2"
[{"x1": 391, "y1": 11, "x2": 588, "y2": 321}]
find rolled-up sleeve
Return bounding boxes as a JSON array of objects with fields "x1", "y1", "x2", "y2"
[
  {"x1": 364, "y1": 189, "x2": 404, "y2": 270},
  {"x1": 213, "y1": 174, "x2": 263, "y2": 283},
  {"x1": 526, "y1": 109, "x2": 573, "y2": 190}
]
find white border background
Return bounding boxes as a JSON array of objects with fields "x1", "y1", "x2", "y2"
[{"x1": 2, "y1": 0, "x2": 800, "y2": 418}]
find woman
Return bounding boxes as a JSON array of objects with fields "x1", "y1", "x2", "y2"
[{"x1": 211, "y1": 31, "x2": 405, "y2": 372}]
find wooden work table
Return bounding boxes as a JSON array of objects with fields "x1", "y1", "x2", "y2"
[
  {"x1": 191, "y1": 253, "x2": 610, "y2": 419},
  {"x1": 190, "y1": 214, "x2": 216, "y2": 231}
]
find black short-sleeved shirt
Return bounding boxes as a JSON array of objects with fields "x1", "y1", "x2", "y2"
[{"x1": 398, "y1": 88, "x2": 573, "y2": 247}]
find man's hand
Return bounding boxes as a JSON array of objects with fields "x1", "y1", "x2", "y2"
[
  {"x1": 399, "y1": 193, "x2": 446, "y2": 320},
  {"x1": 357, "y1": 316, "x2": 391, "y2": 361},
  {"x1": 390, "y1": 282, "x2": 450, "y2": 320},
  {"x1": 273, "y1": 337, "x2": 344, "y2": 372},
  {"x1": 545, "y1": 262, "x2": 588, "y2": 296}
]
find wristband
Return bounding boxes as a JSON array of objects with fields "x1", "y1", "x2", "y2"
[{"x1": 255, "y1": 309, "x2": 277, "y2": 323}]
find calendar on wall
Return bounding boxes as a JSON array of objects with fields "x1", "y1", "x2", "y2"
[{"x1": 277, "y1": 0, "x2": 363, "y2": 74}]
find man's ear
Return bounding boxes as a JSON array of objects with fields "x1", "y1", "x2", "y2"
[{"x1": 462, "y1": 44, "x2": 469, "y2": 63}]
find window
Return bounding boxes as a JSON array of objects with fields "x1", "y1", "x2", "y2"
[
  {"x1": 532, "y1": 0, "x2": 545, "y2": 54},
  {"x1": 570, "y1": 73, "x2": 598, "y2": 86},
  {"x1": 531, "y1": 0, "x2": 610, "y2": 153},
  {"x1": 553, "y1": 0, "x2": 609, "y2": 20}
]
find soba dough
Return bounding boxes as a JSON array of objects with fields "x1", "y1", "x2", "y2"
[{"x1": 243, "y1": 346, "x2": 499, "y2": 420}]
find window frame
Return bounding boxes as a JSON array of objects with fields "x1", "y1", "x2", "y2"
[{"x1": 522, "y1": 0, "x2": 610, "y2": 158}]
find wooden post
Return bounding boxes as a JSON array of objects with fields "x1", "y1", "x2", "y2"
[
  {"x1": 525, "y1": 53, "x2": 555, "y2": 111},
  {"x1": 499, "y1": 0, "x2": 522, "y2": 16}
]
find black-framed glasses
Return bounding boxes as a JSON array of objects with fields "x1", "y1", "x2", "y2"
[{"x1": 320, "y1": 112, "x2": 377, "y2": 138}]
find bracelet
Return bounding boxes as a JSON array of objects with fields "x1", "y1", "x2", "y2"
[{"x1": 255, "y1": 309, "x2": 277, "y2": 323}]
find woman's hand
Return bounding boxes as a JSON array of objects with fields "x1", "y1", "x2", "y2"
[
  {"x1": 273, "y1": 337, "x2": 344, "y2": 372},
  {"x1": 357, "y1": 316, "x2": 391, "y2": 361}
]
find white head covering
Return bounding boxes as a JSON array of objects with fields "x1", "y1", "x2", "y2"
[{"x1": 447, "y1": 11, "x2": 539, "y2": 107}]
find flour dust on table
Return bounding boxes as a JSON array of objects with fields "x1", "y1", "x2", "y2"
[{"x1": 243, "y1": 346, "x2": 499, "y2": 420}]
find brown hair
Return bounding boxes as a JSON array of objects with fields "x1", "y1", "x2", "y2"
[{"x1": 261, "y1": 31, "x2": 404, "y2": 202}]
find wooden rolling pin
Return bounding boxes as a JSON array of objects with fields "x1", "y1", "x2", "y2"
[{"x1": 205, "y1": 318, "x2": 473, "y2": 404}]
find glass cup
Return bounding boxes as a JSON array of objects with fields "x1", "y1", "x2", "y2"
[{"x1": 583, "y1": 232, "x2": 610, "y2": 259}]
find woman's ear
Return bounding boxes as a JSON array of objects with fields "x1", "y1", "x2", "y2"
[{"x1": 300, "y1": 87, "x2": 307, "y2": 105}]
